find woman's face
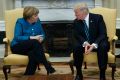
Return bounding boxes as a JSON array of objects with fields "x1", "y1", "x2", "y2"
[{"x1": 29, "y1": 14, "x2": 39, "y2": 23}]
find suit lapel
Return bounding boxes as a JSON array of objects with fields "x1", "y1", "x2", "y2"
[
  {"x1": 89, "y1": 13, "x2": 95, "y2": 33},
  {"x1": 76, "y1": 20, "x2": 85, "y2": 33},
  {"x1": 89, "y1": 13, "x2": 95, "y2": 42}
]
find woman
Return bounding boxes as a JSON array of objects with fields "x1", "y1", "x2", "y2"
[{"x1": 10, "y1": 6, "x2": 55, "y2": 75}]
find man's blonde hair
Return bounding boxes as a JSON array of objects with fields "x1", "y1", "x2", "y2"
[{"x1": 74, "y1": 3, "x2": 89, "y2": 14}]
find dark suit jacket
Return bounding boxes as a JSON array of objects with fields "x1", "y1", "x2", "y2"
[{"x1": 73, "y1": 13, "x2": 108, "y2": 46}]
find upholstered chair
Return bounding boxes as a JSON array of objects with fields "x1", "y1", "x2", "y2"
[
  {"x1": 3, "y1": 8, "x2": 50, "y2": 80},
  {"x1": 69, "y1": 7, "x2": 118, "y2": 80}
]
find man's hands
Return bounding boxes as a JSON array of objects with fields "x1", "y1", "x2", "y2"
[
  {"x1": 30, "y1": 35, "x2": 43, "y2": 43},
  {"x1": 84, "y1": 42, "x2": 94, "y2": 55}
]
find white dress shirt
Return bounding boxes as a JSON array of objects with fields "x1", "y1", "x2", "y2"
[{"x1": 83, "y1": 13, "x2": 98, "y2": 49}]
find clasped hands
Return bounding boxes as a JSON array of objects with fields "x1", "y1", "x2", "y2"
[
  {"x1": 30, "y1": 35, "x2": 43, "y2": 43},
  {"x1": 84, "y1": 42, "x2": 95, "y2": 55}
]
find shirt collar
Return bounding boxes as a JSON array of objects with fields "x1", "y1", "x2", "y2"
[{"x1": 84, "y1": 13, "x2": 89, "y2": 23}]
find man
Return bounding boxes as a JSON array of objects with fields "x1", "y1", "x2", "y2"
[{"x1": 73, "y1": 3, "x2": 110, "y2": 80}]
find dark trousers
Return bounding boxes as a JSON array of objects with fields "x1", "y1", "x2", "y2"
[
  {"x1": 73, "y1": 39, "x2": 110, "y2": 77},
  {"x1": 11, "y1": 39, "x2": 51, "y2": 75}
]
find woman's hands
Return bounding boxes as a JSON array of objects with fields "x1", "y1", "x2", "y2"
[{"x1": 30, "y1": 35, "x2": 43, "y2": 43}]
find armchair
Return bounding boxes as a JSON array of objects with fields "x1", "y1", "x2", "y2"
[
  {"x1": 3, "y1": 8, "x2": 50, "y2": 80},
  {"x1": 69, "y1": 7, "x2": 118, "y2": 80}
]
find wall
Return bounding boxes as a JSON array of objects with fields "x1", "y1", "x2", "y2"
[
  {"x1": 0, "y1": 0, "x2": 14, "y2": 20},
  {"x1": 0, "y1": 0, "x2": 6, "y2": 20}
]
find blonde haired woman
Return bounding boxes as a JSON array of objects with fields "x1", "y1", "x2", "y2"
[{"x1": 10, "y1": 6, "x2": 55, "y2": 75}]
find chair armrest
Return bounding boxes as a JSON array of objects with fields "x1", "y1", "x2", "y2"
[
  {"x1": 3, "y1": 38, "x2": 9, "y2": 43},
  {"x1": 111, "y1": 35, "x2": 118, "y2": 55},
  {"x1": 112, "y1": 35, "x2": 118, "y2": 41},
  {"x1": 3, "y1": 38, "x2": 9, "y2": 57}
]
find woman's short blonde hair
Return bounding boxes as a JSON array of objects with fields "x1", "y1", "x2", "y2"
[{"x1": 23, "y1": 6, "x2": 39, "y2": 20}]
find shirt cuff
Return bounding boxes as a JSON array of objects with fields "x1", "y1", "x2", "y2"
[
  {"x1": 92, "y1": 43, "x2": 98, "y2": 49},
  {"x1": 83, "y1": 41, "x2": 89, "y2": 47}
]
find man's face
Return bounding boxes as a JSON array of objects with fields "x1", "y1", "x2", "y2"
[{"x1": 74, "y1": 9, "x2": 85, "y2": 20}]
